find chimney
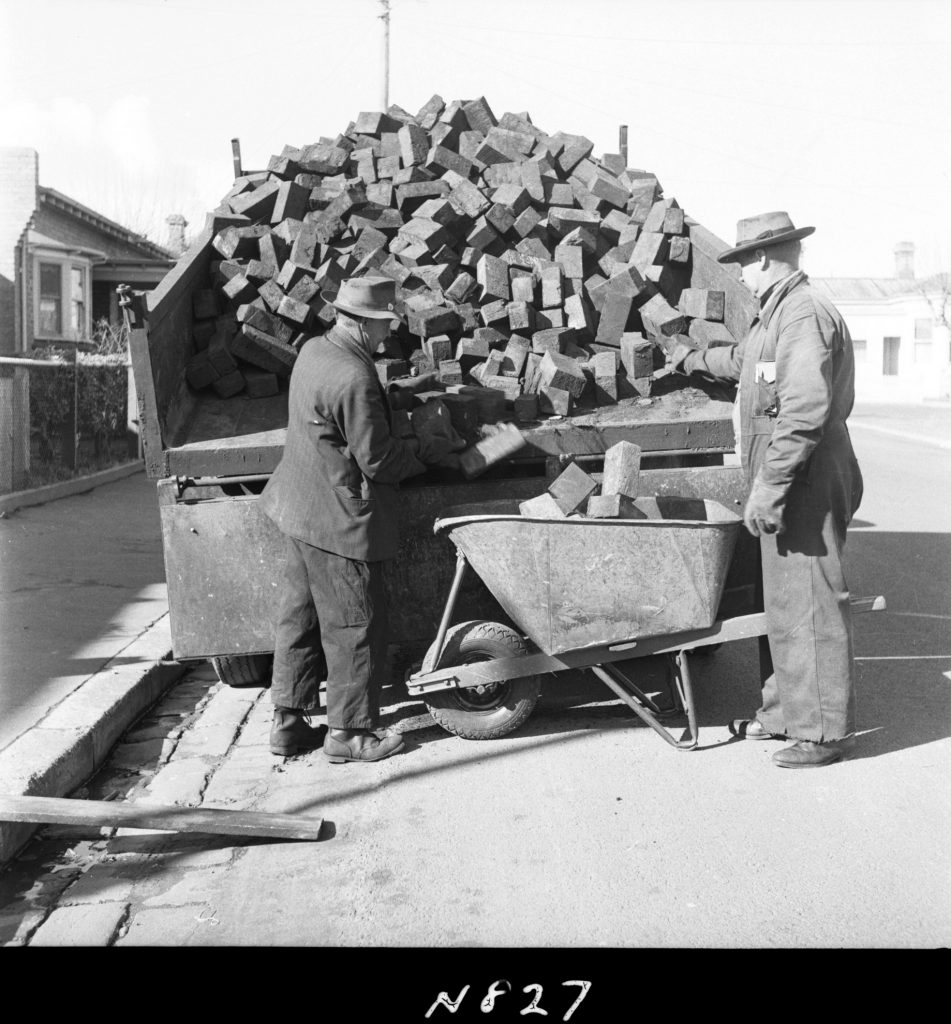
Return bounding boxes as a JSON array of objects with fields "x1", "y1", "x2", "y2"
[
  {"x1": 894, "y1": 241, "x2": 915, "y2": 280},
  {"x1": 165, "y1": 213, "x2": 188, "y2": 257}
]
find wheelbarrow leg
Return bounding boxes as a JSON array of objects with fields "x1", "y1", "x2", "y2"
[
  {"x1": 590, "y1": 648, "x2": 699, "y2": 751},
  {"x1": 429, "y1": 552, "x2": 468, "y2": 671}
]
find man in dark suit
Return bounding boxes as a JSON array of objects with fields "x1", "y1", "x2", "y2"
[{"x1": 259, "y1": 275, "x2": 461, "y2": 762}]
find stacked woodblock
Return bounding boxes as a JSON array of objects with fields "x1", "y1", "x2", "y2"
[
  {"x1": 520, "y1": 440, "x2": 645, "y2": 518},
  {"x1": 184, "y1": 95, "x2": 741, "y2": 439}
]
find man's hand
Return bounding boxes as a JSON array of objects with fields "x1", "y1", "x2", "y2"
[
  {"x1": 416, "y1": 432, "x2": 463, "y2": 469},
  {"x1": 743, "y1": 478, "x2": 786, "y2": 537},
  {"x1": 667, "y1": 341, "x2": 695, "y2": 375}
]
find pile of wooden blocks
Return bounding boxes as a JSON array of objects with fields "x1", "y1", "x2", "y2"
[
  {"x1": 184, "y1": 96, "x2": 737, "y2": 434},
  {"x1": 520, "y1": 441, "x2": 646, "y2": 518}
]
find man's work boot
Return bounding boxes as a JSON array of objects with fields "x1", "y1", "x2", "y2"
[
  {"x1": 772, "y1": 738, "x2": 852, "y2": 768},
  {"x1": 270, "y1": 708, "x2": 327, "y2": 757},
  {"x1": 324, "y1": 728, "x2": 404, "y2": 764}
]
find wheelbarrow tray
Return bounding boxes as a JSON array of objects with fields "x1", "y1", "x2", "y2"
[{"x1": 434, "y1": 496, "x2": 742, "y2": 657}]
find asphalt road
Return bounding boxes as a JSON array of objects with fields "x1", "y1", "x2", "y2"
[{"x1": 1, "y1": 425, "x2": 948, "y2": 959}]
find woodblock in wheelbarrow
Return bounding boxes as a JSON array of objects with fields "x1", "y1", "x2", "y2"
[{"x1": 435, "y1": 497, "x2": 741, "y2": 656}]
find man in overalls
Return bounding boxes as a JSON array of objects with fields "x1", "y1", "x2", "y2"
[
  {"x1": 260, "y1": 275, "x2": 461, "y2": 763},
  {"x1": 670, "y1": 212, "x2": 864, "y2": 768}
]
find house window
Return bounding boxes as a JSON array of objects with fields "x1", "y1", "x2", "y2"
[
  {"x1": 33, "y1": 257, "x2": 91, "y2": 340},
  {"x1": 915, "y1": 318, "x2": 933, "y2": 340},
  {"x1": 883, "y1": 337, "x2": 900, "y2": 376},
  {"x1": 38, "y1": 262, "x2": 62, "y2": 336},
  {"x1": 853, "y1": 339, "x2": 867, "y2": 362},
  {"x1": 70, "y1": 266, "x2": 86, "y2": 334}
]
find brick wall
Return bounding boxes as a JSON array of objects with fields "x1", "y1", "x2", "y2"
[{"x1": 0, "y1": 149, "x2": 39, "y2": 355}]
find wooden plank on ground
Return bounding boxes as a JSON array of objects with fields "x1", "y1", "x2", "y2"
[{"x1": 0, "y1": 795, "x2": 324, "y2": 841}]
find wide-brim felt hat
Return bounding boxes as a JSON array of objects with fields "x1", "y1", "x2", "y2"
[
  {"x1": 717, "y1": 211, "x2": 815, "y2": 263},
  {"x1": 321, "y1": 274, "x2": 398, "y2": 319}
]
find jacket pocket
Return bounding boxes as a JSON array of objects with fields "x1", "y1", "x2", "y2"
[
  {"x1": 749, "y1": 415, "x2": 775, "y2": 436},
  {"x1": 332, "y1": 484, "x2": 374, "y2": 515}
]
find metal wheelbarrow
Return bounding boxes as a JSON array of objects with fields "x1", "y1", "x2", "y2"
[{"x1": 407, "y1": 496, "x2": 884, "y2": 750}]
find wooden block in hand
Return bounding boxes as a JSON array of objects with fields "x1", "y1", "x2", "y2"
[
  {"x1": 460, "y1": 423, "x2": 526, "y2": 479},
  {"x1": 688, "y1": 319, "x2": 735, "y2": 347}
]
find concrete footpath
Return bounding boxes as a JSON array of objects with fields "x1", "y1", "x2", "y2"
[{"x1": 0, "y1": 467, "x2": 188, "y2": 861}]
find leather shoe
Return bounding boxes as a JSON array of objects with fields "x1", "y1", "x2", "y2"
[
  {"x1": 729, "y1": 717, "x2": 782, "y2": 741},
  {"x1": 772, "y1": 739, "x2": 849, "y2": 768},
  {"x1": 270, "y1": 708, "x2": 327, "y2": 757},
  {"x1": 324, "y1": 730, "x2": 405, "y2": 764}
]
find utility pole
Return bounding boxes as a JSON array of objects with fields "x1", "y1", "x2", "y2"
[{"x1": 379, "y1": 0, "x2": 391, "y2": 110}]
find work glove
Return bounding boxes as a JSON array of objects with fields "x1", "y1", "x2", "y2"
[
  {"x1": 743, "y1": 478, "x2": 786, "y2": 537},
  {"x1": 415, "y1": 433, "x2": 462, "y2": 470},
  {"x1": 411, "y1": 400, "x2": 466, "y2": 469},
  {"x1": 667, "y1": 341, "x2": 695, "y2": 375}
]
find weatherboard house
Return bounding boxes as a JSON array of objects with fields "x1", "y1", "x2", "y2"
[
  {"x1": 813, "y1": 244, "x2": 951, "y2": 402},
  {"x1": 0, "y1": 147, "x2": 175, "y2": 357}
]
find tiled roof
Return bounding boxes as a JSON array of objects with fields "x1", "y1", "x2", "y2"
[{"x1": 38, "y1": 187, "x2": 172, "y2": 261}]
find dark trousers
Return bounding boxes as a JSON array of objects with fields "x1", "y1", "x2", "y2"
[
  {"x1": 270, "y1": 536, "x2": 388, "y2": 731},
  {"x1": 755, "y1": 465, "x2": 858, "y2": 742}
]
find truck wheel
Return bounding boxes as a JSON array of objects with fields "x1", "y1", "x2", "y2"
[
  {"x1": 421, "y1": 621, "x2": 540, "y2": 740},
  {"x1": 211, "y1": 654, "x2": 272, "y2": 688}
]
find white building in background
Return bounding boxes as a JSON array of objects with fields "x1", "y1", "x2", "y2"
[{"x1": 813, "y1": 243, "x2": 951, "y2": 403}]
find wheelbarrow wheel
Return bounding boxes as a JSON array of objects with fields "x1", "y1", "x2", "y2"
[{"x1": 422, "y1": 621, "x2": 541, "y2": 740}]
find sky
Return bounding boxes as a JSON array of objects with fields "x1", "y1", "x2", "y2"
[{"x1": 1, "y1": 0, "x2": 949, "y2": 279}]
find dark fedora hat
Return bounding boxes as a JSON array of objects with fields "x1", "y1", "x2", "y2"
[
  {"x1": 321, "y1": 274, "x2": 398, "y2": 319},
  {"x1": 716, "y1": 211, "x2": 815, "y2": 263}
]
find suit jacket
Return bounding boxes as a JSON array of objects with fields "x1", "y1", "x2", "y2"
[
  {"x1": 259, "y1": 325, "x2": 426, "y2": 560},
  {"x1": 682, "y1": 271, "x2": 863, "y2": 525}
]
